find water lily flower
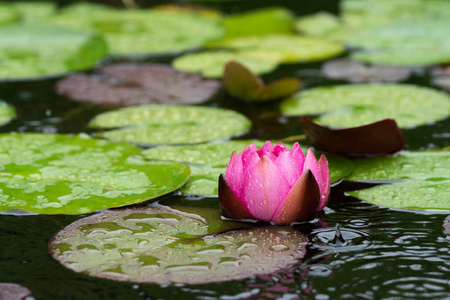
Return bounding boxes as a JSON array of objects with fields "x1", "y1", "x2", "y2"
[{"x1": 219, "y1": 141, "x2": 330, "y2": 225}]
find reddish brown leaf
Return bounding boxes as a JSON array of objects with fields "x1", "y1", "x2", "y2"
[
  {"x1": 271, "y1": 170, "x2": 320, "y2": 225},
  {"x1": 300, "y1": 116, "x2": 405, "y2": 156},
  {"x1": 223, "y1": 61, "x2": 300, "y2": 102},
  {"x1": 218, "y1": 174, "x2": 254, "y2": 220},
  {"x1": 56, "y1": 63, "x2": 221, "y2": 107}
]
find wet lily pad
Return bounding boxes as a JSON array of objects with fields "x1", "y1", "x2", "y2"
[
  {"x1": 0, "y1": 4, "x2": 19, "y2": 26},
  {"x1": 221, "y1": 7, "x2": 295, "y2": 38},
  {"x1": 0, "y1": 133, "x2": 190, "y2": 215},
  {"x1": 346, "y1": 151, "x2": 450, "y2": 182},
  {"x1": 47, "y1": 4, "x2": 225, "y2": 55},
  {"x1": 0, "y1": 24, "x2": 107, "y2": 79},
  {"x1": 294, "y1": 12, "x2": 342, "y2": 38},
  {"x1": 223, "y1": 61, "x2": 300, "y2": 102},
  {"x1": 444, "y1": 215, "x2": 450, "y2": 238},
  {"x1": 0, "y1": 283, "x2": 32, "y2": 300},
  {"x1": 11, "y1": 1, "x2": 56, "y2": 23},
  {"x1": 349, "y1": 20, "x2": 450, "y2": 66},
  {"x1": 280, "y1": 84, "x2": 450, "y2": 128},
  {"x1": 142, "y1": 140, "x2": 352, "y2": 195},
  {"x1": 322, "y1": 59, "x2": 411, "y2": 83},
  {"x1": 49, "y1": 205, "x2": 308, "y2": 285},
  {"x1": 56, "y1": 63, "x2": 221, "y2": 107},
  {"x1": 172, "y1": 51, "x2": 278, "y2": 78},
  {"x1": 89, "y1": 105, "x2": 251, "y2": 145},
  {"x1": 347, "y1": 181, "x2": 450, "y2": 211},
  {"x1": 0, "y1": 100, "x2": 15, "y2": 126}
]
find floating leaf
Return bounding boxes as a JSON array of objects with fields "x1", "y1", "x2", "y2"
[
  {"x1": 10, "y1": 1, "x2": 56, "y2": 23},
  {"x1": 347, "y1": 181, "x2": 450, "y2": 211},
  {"x1": 346, "y1": 151, "x2": 450, "y2": 182},
  {"x1": 294, "y1": 12, "x2": 342, "y2": 37},
  {"x1": 172, "y1": 51, "x2": 278, "y2": 78},
  {"x1": 89, "y1": 105, "x2": 251, "y2": 145},
  {"x1": 0, "y1": 24, "x2": 107, "y2": 79},
  {"x1": 223, "y1": 61, "x2": 300, "y2": 102},
  {"x1": 281, "y1": 84, "x2": 450, "y2": 128},
  {"x1": 322, "y1": 59, "x2": 411, "y2": 83},
  {"x1": 49, "y1": 205, "x2": 308, "y2": 284},
  {"x1": 56, "y1": 63, "x2": 221, "y2": 107},
  {"x1": 300, "y1": 117, "x2": 404, "y2": 156},
  {"x1": 141, "y1": 140, "x2": 352, "y2": 196},
  {"x1": 221, "y1": 7, "x2": 295, "y2": 38},
  {"x1": 0, "y1": 133, "x2": 190, "y2": 215},
  {"x1": 348, "y1": 20, "x2": 450, "y2": 66},
  {"x1": 0, "y1": 4, "x2": 20, "y2": 26},
  {"x1": 444, "y1": 215, "x2": 450, "y2": 238},
  {"x1": 0, "y1": 283, "x2": 32, "y2": 300},
  {"x1": 0, "y1": 100, "x2": 15, "y2": 126},
  {"x1": 47, "y1": 4, "x2": 225, "y2": 55},
  {"x1": 222, "y1": 34, "x2": 345, "y2": 64}
]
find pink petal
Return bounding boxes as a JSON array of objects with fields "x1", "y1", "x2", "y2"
[
  {"x1": 271, "y1": 170, "x2": 320, "y2": 225},
  {"x1": 272, "y1": 142, "x2": 288, "y2": 157},
  {"x1": 225, "y1": 151, "x2": 244, "y2": 201},
  {"x1": 274, "y1": 150, "x2": 302, "y2": 187},
  {"x1": 257, "y1": 141, "x2": 275, "y2": 158},
  {"x1": 317, "y1": 155, "x2": 330, "y2": 211},
  {"x1": 243, "y1": 156, "x2": 291, "y2": 221},
  {"x1": 242, "y1": 143, "x2": 258, "y2": 159}
]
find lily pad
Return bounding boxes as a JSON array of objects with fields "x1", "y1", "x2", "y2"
[
  {"x1": 348, "y1": 20, "x2": 450, "y2": 66},
  {"x1": 141, "y1": 140, "x2": 352, "y2": 196},
  {"x1": 10, "y1": 1, "x2": 57, "y2": 23},
  {"x1": 47, "y1": 4, "x2": 225, "y2": 55},
  {"x1": 0, "y1": 100, "x2": 15, "y2": 126},
  {"x1": 172, "y1": 51, "x2": 278, "y2": 78},
  {"x1": 280, "y1": 84, "x2": 450, "y2": 128},
  {"x1": 89, "y1": 105, "x2": 251, "y2": 145},
  {"x1": 56, "y1": 63, "x2": 221, "y2": 107},
  {"x1": 0, "y1": 133, "x2": 190, "y2": 215},
  {"x1": 223, "y1": 61, "x2": 300, "y2": 102},
  {"x1": 346, "y1": 151, "x2": 450, "y2": 182},
  {"x1": 222, "y1": 34, "x2": 345, "y2": 64},
  {"x1": 0, "y1": 283, "x2": 32, "y2": 300},
  {"x1": 444, "y1": 215, "x2": 450, "y2": 238},
  {"x1": 221, "y1": 7, "x2": 295, "y2": 38},
  {"x1": 322, "y1": 59, "x2": 411, "y2": 83},
  {"x1": 0, "y1": 24, "x2": 107, "y2": 79},
  {"x1": 49, "y1": 205, "x2": 308, "y2": 285},
  {"x1": 347, "y1": 181, "x2": 450, "y2": 211},
  {"x1": 0, "y1": 4, "x2": 19, "y2": 26}
]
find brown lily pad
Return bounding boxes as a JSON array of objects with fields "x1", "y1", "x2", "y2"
[
  {"x1": 444, "y1": 215, "x2": 450, "y2": 239},
  {"x1": 322, "y1": 59, "x2": 411, "y2": 83},
  {"x1": 223, "y1": 61, "x2": 300, "y2": 102},
  {"x1": 300, "y1": 116, "x2": 405, "y2": 156},
  {"x1": 431, "y1": 66, "x2": 450, "y2": 91},
  {"x1": 0, "y1": 283, "x2": 32, "y2": 300},
  {"x1": 56, "y1": 63, "x2": 221, "y2": 107}
]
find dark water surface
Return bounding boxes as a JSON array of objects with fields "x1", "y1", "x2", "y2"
[{"x1": 1, "y1": 1, "x2": 450, "y2": 299}]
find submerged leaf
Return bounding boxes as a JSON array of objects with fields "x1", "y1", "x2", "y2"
[
  {"x1": 56, "y1": 63, "x2": 221, "y2": 107},
  {"x1": 281, "y1": 84, "x2": 450, "y2": 128},
  {"x1": 89, "y1": 105, "x2": 251, "y2": 145},
  {"x1": 49, "y1": 205, "x2": 308, "y2": 285},
  {"x1": 322, "y1": 59, "x2": 411, "y2": 83},
  {"x1": 0, "y1": 133, "x2": 190, "y2": 214},
  {"x1": 347, "y1": 181, "x2": 450, "y2": 211},
  {"x1": 223, "y1": 61, "x2": 300, "y2": 101},
  {"x1": 0, "y1": 100, "x2": 15, "y2": 126},
  {"x1": 300, "y1": 117, "x2": 404, "y2": 156}
]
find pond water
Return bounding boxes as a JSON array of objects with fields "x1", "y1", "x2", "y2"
[{"x1": 0, "y1": 1, "x2": 449, "y2": 299}]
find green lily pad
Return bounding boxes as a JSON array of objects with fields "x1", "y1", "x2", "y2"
[
  {"x1": 172, "y1": 51, "x2": 278, "y2": 78},
  {"x1": 0, "y1": 4, "x2": 19, "y2": 26},
  {"x1": 0, "y1": 133, "x2": 190, "y2": 215},
  {"x1": 346, "y1": 151, "x2": 450, "y2": 182},
  {"x1": 89, "y1": 105, "x2": 251, "y2": 145},
  {"x1": 0, "y1": 24, "x2": 107, "y2": 79},
  {"x1": 294, "y1": 12, "x2": 342, "y2": 38},
  {"x1": 0, "y1": 100, "x2": 15, "y2": 126},
  {"x1": 222, "y1": 7, "x2": 295, "y2": 38},
  {"x1": 49, "y1": 205, "x2": 308, "y2": 284},
  {"x1": 47, "y1": 4, "x2": 225, "y2": 55},
  {"x1": 141, "y1": 140, "x2": 353, "y2": 196},
  {"x1": 222, "y1": 34, "x2": 345, "y2": 64},
  {"x1": 10, "y1": 1, "x2": 56, "y2": 23},
  {"x1": 348, "y1": 20, "x2": 450, "y2": 66},
  {"x1": 280, "y1": 84, "x2": 450, "y2": 128},
  {"x1": 347, "y1": 181, "x2": 450, "y2": 211}
]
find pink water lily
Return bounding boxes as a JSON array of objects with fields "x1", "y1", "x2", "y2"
[{"x1": 219, "y1": 141, "x2": 330, "y2": 225}]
